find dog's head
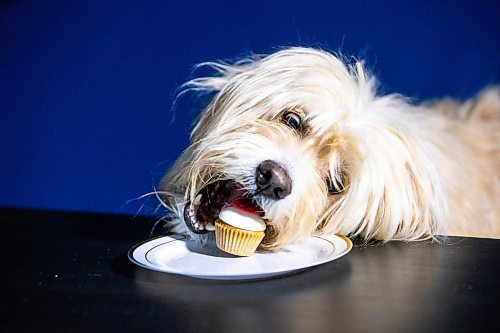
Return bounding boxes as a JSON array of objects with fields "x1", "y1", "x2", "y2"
[{"x1": 161, "y1": 47, "x2": 444, "y2": 250}]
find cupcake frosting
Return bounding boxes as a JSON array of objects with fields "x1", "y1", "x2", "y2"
[{"x1": 218, "y1": 206, "x2": 266, "y2": 232}]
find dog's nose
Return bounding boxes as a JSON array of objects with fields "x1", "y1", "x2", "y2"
[{"x1": 255, "y1": 160, "x2": 292, "y2": 200}]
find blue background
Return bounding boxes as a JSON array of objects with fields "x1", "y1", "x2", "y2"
[{"x1": 1, "y1": 0, "x2": 498, "y2": 215}]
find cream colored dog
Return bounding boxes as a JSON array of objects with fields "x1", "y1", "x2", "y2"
[{"x1": 160, "y1": 47, "x2": 499, "y2": 250}]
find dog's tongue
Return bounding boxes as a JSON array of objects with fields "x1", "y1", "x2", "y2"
[{"x1": 229, "y1": 198, "x2": 263, "y2": 216}]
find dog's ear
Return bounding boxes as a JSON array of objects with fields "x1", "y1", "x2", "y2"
[{"x1": 320, "y1": 99, "x2": 447, "y2": 241}]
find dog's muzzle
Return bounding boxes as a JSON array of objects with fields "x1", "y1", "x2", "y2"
[
  {"x1": 183, "y1": 179, "x2": 263, "y2": 234},
  {"x1": 183, "y1": 160, "x2": 291, "y2": 234}
]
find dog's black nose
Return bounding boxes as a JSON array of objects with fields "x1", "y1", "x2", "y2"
[{"x1": 255, "y1": 160, "x2": 292, "y2": 200}]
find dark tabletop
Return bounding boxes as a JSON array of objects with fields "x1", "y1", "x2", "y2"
[{"x1": 1, "y1": 207, "x2": 499, "y2": 333}]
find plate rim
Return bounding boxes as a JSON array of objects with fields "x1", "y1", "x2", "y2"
[{"x1": 128, "y1": 233, "x2": 352, "y2": 279}]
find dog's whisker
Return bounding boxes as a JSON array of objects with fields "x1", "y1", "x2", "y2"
[
  {"x1": 149, "y1": 216, "x2": 170, "y2": 237},
  {"x1": 253, "y1": 184, "x2": 271, "y2": 197}
]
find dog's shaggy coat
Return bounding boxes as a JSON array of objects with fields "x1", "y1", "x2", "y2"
[{"x1": 161, "y1": 47, "x2": 499, "y2": 250}]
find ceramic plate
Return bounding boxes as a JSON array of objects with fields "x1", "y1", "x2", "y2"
[{"x1": 128, "y1": 234, "x2": 352, "y2": 280}]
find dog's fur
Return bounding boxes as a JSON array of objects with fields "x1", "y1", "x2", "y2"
[{"x1": 160, "y1": 47, "x2": 499, "y2": 250}]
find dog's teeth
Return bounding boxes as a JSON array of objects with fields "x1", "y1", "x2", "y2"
[
  {"x1": 205, "y1": 223, "x2": 215, "y2": 231},
  {"x1": 193, "y1": 194, "x2": 202, "y2": 205}
]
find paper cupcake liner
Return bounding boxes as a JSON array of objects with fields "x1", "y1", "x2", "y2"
[{"x1": 215, "y1": 220, "x2": 265, "y2": 256}]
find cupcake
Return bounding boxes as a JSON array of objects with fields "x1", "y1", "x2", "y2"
[{"x1": 215, "y1": 206, "x2": 266, "y2": 256}]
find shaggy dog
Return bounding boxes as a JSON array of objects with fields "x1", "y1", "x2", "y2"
[{"x1": 160, "y1": 47, "x2": 499, "y2": 250}]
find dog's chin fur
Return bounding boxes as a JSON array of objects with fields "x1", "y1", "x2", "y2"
[{"x1": 160, "y1": 47, "x2": 500, "y2": 250}]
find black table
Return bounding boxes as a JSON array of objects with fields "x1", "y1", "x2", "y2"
[{"x1": 1, "y1": 208, "x2": 499, "y2": 333}]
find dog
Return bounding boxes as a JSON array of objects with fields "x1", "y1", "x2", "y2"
[{"x1": 159, "y1": 47, "x2": 499, "y2": 250}]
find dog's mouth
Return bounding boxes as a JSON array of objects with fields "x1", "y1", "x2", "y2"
[{"x1": 183, "y1": 179, "x2": 264, "y2": 234}]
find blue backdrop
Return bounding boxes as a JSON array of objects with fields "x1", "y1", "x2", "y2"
[{"x1": 1, "y1": 0, "x2": 498, "y2": 215}]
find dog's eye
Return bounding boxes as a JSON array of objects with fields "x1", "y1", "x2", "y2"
[
  {"x1": 282, "y1": 112, "x2": 302, "y2": 131},
  {"x1": 326, "y1": 176, "x2": 344, "y2": 195}
]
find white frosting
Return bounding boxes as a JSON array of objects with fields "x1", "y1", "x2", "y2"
[{"x1": 218, "y1": 206, "x2": 266, "y2": 232}]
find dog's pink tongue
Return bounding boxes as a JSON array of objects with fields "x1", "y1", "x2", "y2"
[{"x1": 229, "y1": 198, "x2": 263, "y2": 216}]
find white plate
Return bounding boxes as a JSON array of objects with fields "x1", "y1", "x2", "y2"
[{"x1": 128, "y1": 234, "x2": 352, "y2": 280}]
